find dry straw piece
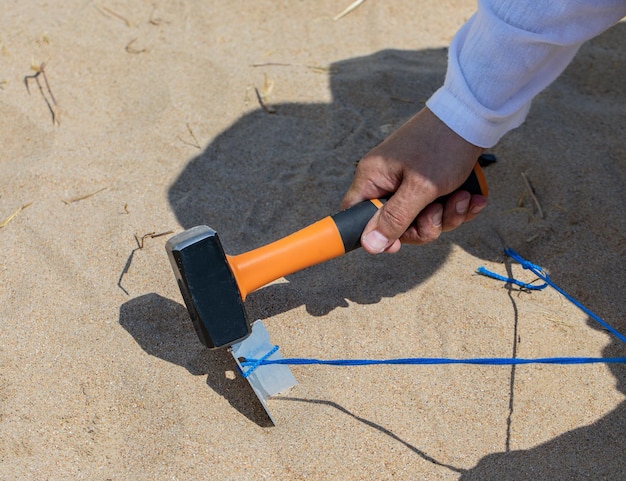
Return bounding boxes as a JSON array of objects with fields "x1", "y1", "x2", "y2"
[
  {"x1": 96, "y1": 4, "x2": 132, "y2": 27},
  {"x1": 177, "y1": 123, "x2": 201, "y2": 149},
  {"x1": 62, "y1": 187, "x2": 107, "y2": 205},
  {"x1": 118, "y1": 230, "x2": 174, "y2": 295},
  {"x1": 134, "y1": 230, "x2": 174, "y2": 250},
  {"x1": 24, "y1": 62, "x2": 58, "y2": 124},
  {"x1": 334, "y1": 0, "x2": 366, "y2": 21},
  {"x1": 0, "y1": 202, "x2": 32, "y2": 228},
  {"x1": 250, "y1": 62, "x2": 335, "y2": 74},
  {"x1": 521, "y1": 172, "x2": 545, "y2": 219}
]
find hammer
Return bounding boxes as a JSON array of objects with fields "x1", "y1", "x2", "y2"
[{"x1": 166, "y1": 162, "x2": 488, "y2": 349}]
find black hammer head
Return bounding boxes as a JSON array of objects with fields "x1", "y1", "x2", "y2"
[{"x1": 166, "y1": 226, "x2": 250, "y2": 349}]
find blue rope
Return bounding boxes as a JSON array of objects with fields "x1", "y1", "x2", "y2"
[
  {"x1": 480, "y1": 248, "x2": 626, "y2": 344},
  {"x1": 241, "y1": 249, "x2": 625, "y2": 375},
  {"x1": 475, "y1": 266, "x2": 547, "y2": 290},
  {"x1": 241, "y1": 355, "x2": 626, "y2": 368}
]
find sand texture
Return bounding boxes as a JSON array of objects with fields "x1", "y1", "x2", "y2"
[{"x1": 1, "y1": 2, "x2": 624, "y2": 480}]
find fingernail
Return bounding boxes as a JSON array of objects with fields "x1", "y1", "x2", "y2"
[
  {"x1": 363, "y1": 230, "x2": 389, "y2": 253},
  {"x1": 431, "y1": 209, "x2": 443, "y2": 227},
  {"x1": 456, "y1": 197, "x2": 470, "y2": 215}
]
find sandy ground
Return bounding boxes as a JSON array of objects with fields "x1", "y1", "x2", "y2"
[{"x1": 1, "y1": 1, "x2": 624, "y2": 479}]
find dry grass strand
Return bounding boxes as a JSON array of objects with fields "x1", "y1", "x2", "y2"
[{"x1": 0, "y1": 202, "x2": 33, "y2": 228}]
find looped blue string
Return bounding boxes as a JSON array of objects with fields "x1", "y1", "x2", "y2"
[
  {"x1": 476, "y1": 266, "x2": 547, "y2": 290},
  {"x1": 480, "y1": 248, "x2": 626, "y2": 344},
  {"x1": 240, "y1": 345, "x2": 279, "y2": 378},
  {"x1": 241, "y1": 249, "x2": 625, "y2": 371}
]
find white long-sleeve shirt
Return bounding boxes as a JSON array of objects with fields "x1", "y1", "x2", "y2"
[{"x1": 426, "y1": 0, "x2": 626, "y2": 148}]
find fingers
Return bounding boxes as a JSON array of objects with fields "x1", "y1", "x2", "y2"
[
  {"x1": 340, "y1": 182, "x2": 376, "y2": 211},
  {"x1": 455, "y1": 193, "x2": 488, "y2": 226},
  {"x1": 340, "y1": 154, "x2": 402, "y2": 211},
  {"x1": 360, "y1": 179, "x2": 435, "y2": 253},
  {"x1": 397, "y1": 202, "x2": 443, "y2": 245},
  {"x1": 441, "y1": 191, "x2": 487, "y2": 232},
  {"x1": 360, "y1": 192, "x2": 489, "y2": 253},
  {"x1": 400, "y1": 193, "x2": 487, "y2": 245},
  {"x1": 362, "y1": 201, "x2": 442, "y2": 253}
]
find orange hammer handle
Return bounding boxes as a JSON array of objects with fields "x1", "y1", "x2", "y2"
[
  {"x1": 228, "y1": 216, "x2": 348, "y2": 300},
  {"x1": 228, "y1": 199, "x2": 384, "y2": 300},
  {"x1": 229, "y1": 162, "x2": 487, "y2": 300}
]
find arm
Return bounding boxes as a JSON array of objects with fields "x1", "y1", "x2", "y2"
[
  {"x1": 343, "y1": 0, "x2": 626, "y2": 254},
  {"x1": 428, "y1": 0, "x2": 626, "y2": 148}
]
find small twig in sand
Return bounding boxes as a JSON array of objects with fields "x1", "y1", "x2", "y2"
[
  {"x1": 134, "y1": 230, "x2": 174, "y2": 249},
  {"x1": 521, "y1": 172, "x2": 544, "y2": 219},
  {"x1": 262, "y1": 73, "x2": 274, "y2": 98},
  {"x1": 148, "y1": 5, "x2": 168, "y2": 26},
  {"x1": 334, "y1": 0, "x2": 366, "y2": 21},
  {"x1": 177, "y1": 123, "x2": 201, "y2": 149},
  {"x1": 390, "y1": 96, "x2": 416, "y2": 104},
  {"x1": 117, "y1": 249, "x2": 136, "y2": 296},
  {"x1": 96, "y1": 4, "x2": 132, "y2": 27},
  {"x1": 250, "y1": 63, "x2": 335, "y2": 74},
  {"x1": 62, "y1": 187, "x2": 107, "y2": 205},
  {"x1": 118, "y1": 230, "x2": 174, "y2": 295},
  {"x1": 254, "y1": 87, "x2": 276, "y2": 114},
  {"x1": 125, "y1": 38, "x2": 147, "y2": 54},
  {"x1": 502, "y1": 206, "x2": 535, "y2": 220},
  {"x1": 24, "y1": 62, "x2": 58, "y2": 124},
  {"x1": 0, "y1": 202, "x2": 33, "y2": 229},
  {"x1": 525, "y1": 233, "x2": 540, "y2": 243}
]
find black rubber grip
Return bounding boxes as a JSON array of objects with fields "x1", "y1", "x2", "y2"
[{"x1": 331, "y1": 200, "x2": 381, "y2": 253}]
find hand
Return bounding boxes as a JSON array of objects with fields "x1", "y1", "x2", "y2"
[{"x1": 341, "y1": 107, "x2": 488, "y2": 254}]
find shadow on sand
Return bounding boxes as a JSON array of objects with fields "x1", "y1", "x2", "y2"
[{"x1": 121, "y1": 22, "x2": 624, "y2": 478}]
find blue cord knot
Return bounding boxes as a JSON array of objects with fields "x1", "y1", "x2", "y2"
[
  {"x1": 505, "y1": 248, "x2": 548, "y2": 276},
  {"x1": 240, "y1": 345, "x2": 279, "y2": 378},
  {"x1": 477, "y1": 248, "x2": 550, "y2": 290}
]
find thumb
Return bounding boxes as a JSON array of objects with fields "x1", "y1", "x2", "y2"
[{"x1": 361, "y1": 185, "x2": 430, "y2": 254}]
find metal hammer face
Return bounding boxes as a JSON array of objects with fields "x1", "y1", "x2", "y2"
[{"x1": 166, "y1": 226, "x2": 250, "y2": 349}]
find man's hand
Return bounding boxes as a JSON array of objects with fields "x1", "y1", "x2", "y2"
[{"x1": 341, "y1": 107, "x2": 487, "y2": 254}]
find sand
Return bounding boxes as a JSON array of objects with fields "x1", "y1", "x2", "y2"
[{"x1": 1, "y1": 1, "x2": 624, "y2": 479}]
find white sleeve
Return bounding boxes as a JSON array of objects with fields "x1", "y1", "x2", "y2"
[{"x1": 426, "y1": 0, "x2": 626, "y2": 148}]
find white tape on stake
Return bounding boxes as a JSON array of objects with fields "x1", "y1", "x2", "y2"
[{"x1": 230, "y1": 320, "x2": 297, "y2": 425}]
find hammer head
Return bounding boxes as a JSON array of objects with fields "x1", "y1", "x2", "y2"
[{"x1": 166, "y1": 226, "x2": 250, "y2": 349}]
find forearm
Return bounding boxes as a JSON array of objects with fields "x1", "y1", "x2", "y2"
[{"x1": 427, "y1": 0, "x2": 626, "y2": 147}]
